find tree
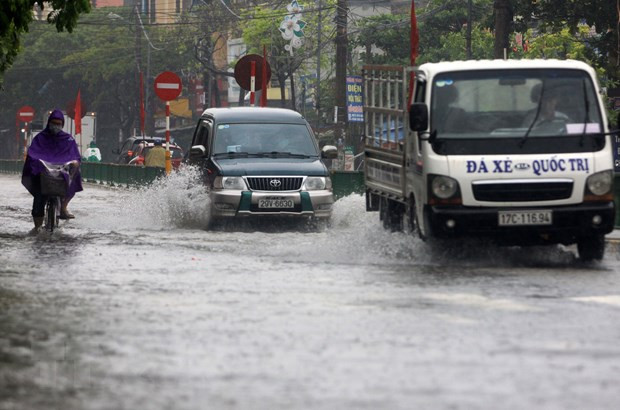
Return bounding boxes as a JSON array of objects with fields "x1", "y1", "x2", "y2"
[
  {"x1": 240, "y1": 1, "x2": 337, "y2": 110},
  {"x1": 350, "y1": 1, "x2": 495, "y2": 65},
  {"x1": 0, "y1": 0, "x2": 91, "y2": 79},
  {"x1": 0, "y1": 7, "x2": 196, "y2": 157},
  {"x1": 173, "y1": 0, "x2": 240, "y2": 108},
  {"x1": 513, "y1": 0, "x2": 620, "y2": 81}
]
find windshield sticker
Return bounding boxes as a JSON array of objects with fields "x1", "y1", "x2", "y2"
[
  {"x1": 218, "y1": 124, "x2": 230, "y2": 129},
  {"x1": 566, "y1": 123, "x2": 601, "y2": 134},
  {"x1": 226, "y1": 145, "x2": 242, "y2": 152},
  {"x1": 436, "y1": 79, "x2": 454, "y2": 87},
  {"x1": 466, "y1": 158, "x2": 590, "y2": 175}
]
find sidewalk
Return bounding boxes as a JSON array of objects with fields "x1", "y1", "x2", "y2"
[{"x1": 607, "y1": 229, "x2": 620, "y2": 243}]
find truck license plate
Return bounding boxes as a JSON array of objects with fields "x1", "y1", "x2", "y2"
[
  {"x1": 498, "y1": 210, "x2": 552, "y2": 226},
  {"x1": 258, "y1": 199, "x2": 294, "y2": 209}
]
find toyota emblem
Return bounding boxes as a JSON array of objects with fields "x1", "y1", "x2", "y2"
[{"x1": 269, "y1": 179, "x2": 282, "y2": 188}]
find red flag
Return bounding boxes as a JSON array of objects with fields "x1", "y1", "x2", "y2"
[
  {"x1": 260, "y1": 45, "x2": 268, "y2": 107},
  {"x1": 140, "y1": 72, "x2": 145, "y2": 136},
  {"x1": 408, "y1": 1, "x2": 420, "y2": 105},
  {"x1": 410, "y1": 1, "x2": 419, "y2": 65},
  {"x1": 75, "y1": 89, "x2": 82, "y2": 136}
]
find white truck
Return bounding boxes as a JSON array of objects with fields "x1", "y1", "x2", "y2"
[{"x1": 363, "y1": 60, "x2": 615, "y2": 261}]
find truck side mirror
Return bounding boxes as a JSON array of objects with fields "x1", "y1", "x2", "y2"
[
  {"x1": 409, "y1": 103, "x2": 428, "y2": 132},
  {"x1": 189, "y1": 145, "x2": 207, "y2": 159}
]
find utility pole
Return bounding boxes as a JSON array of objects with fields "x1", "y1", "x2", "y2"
[
  {"x1": 134, "y1": 3, "x2": 142, "y2": 137},
  {"x1": 335, "y1": 0, "x2": 348, "y2": 143},
  {"x1": 466, "y1": 0, "x2": 473, "y2": 59},
  {"x1": 316, "y1": 0, "x2": 322, "y2": 131},
  {"x1": 494, "y1": 0, "x2": 513, "y2": 59}
]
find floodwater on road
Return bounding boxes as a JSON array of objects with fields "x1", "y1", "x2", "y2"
[{"x1": 1, "y1": 170, "x2": 620, "y2": 410}]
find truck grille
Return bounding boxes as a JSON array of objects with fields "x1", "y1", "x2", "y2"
[
  {"x1": 246, "y1": 177, "x2": 303, "y2": 191},
  {"x1": 472, "y1": 181, "x2": 573, "y2": 202}
]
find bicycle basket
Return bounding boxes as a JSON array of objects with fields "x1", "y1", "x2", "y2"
[{"x1": 40, "y1": 172, "x2": 68, "y2": 197}]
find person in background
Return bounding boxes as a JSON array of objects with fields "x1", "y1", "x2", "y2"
[
  {"x1": 83, "y1": 140, "x2": 102, "y2": 162},
  {"x1": 21, "y1": 109, "x2": 83, "y2": 229},
  {"x1": 144, "y1": 139, "x2": 166, "y2": 168}
]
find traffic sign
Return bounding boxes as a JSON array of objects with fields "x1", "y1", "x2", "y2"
[
  {"x1": 66, "y1": 99, "x2": 88, "y2": 119},
  {"x1": 154, "y1": 71, "x2": 183, "y2": 101},
  {"x1": 234, "y1": 55, "x2": 271, "y2": 91},
  {"x1": 17, "y1": 106, "x2": 35, "y2": 122}
]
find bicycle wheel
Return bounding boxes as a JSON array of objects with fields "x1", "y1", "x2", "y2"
[{"x1": 45, "y1": 198, "x2": 56, "y2": 232}]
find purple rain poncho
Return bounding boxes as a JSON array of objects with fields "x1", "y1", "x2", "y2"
[{"x1": 21, "y1": 109, "x2": 83, "y2": 199}]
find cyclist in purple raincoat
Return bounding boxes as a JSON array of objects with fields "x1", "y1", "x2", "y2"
[{"x1": 22, "y1": 109, "x2": 83, "y2": 229}]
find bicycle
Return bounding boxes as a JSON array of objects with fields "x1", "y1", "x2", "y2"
[{"x1": 39, "y1": 160, "x2": 76, "y2": 233}]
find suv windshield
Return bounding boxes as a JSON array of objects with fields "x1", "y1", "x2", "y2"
[
  {"x1": 430, "y1": 69, "x2": 604, "y2": 155},
  {"x1": 213, "y1": 123, "x2": 318, "y2": 156}
]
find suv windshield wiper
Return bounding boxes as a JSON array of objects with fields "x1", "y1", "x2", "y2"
[
  {"x1": 213, "y1": 151, "x2": 251, "y2": 158},
  {"x1": 257, "y1": 151, "x2": 314, "y2": 158}
]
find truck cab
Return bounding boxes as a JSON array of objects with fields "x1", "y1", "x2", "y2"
[{"x1": 364, "y1": 60, "x2": 615, "y2": 261}]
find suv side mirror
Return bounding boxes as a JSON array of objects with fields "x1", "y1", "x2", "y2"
[
  {"x1": 321, "y1": 145, "x2": 338, "y2": 159},
  {"x1": 189, "y1": 145, "x2": 207, "y2": 159},
  {"x1": 409, "y1": 103, "x2": 428, "y2": 132}
]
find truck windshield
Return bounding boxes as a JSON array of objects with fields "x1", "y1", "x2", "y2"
[
  {"x1": 430, "y1": 69, "x2": 605, "y2": 155},
  {"x1": 213, "y1": 123, "x2": 319, "y2": 156}
]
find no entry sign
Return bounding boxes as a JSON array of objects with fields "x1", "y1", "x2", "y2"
[
  {"x1": 17, "y1": 106, "x2": 35, "y2": 122},
  {"x1": 154, "y1": 71, "x2": 182, "y2": 101},
  {"x1": 234, "y1": 55, "x2": 271, "y2": 91}
]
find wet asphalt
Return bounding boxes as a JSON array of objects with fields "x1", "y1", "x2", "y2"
[{"x1": 1, "y1": 170, "x2": 620, "y2": 410}]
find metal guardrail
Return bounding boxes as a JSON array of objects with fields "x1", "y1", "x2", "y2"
[
  {"x1": 0, "y1": 160, "x2": 165, "y2": 187},
  {"x1": 331, "y1": 170, "x2": 365, "y2": 199}
]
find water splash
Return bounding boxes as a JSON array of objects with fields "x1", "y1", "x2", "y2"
[{"x1": 81, "y1": 165, "x2": 211, "y2": 232}]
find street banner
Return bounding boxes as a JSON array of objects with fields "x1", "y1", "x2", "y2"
[
  {"x1": 346, "y1": 75, "x2": 363, "y2": 122},
  {"x1": 75, "y1": 89, "x2": 82, "y2": 136}
]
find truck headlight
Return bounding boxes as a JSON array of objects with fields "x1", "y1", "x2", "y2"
[
  {"x1": 214, "y1": 176, "x2": 246, "y2": 190},
  {"x1": 586, "y1": 170, "x2": 613, "y2": 196},
  {"x1": 304, "y1": 176, "x2": 331, "y2": 191},
  {"x1": 431, "y1": 175, "x2": 458, "y2": 199}
]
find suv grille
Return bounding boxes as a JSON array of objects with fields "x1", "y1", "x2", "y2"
[
  {"x1": 246, "y1": 177, "x2": 303, "y2": 191},
  {"x1": 472, "y1": 181, "x2": 573, "y2": 202}
]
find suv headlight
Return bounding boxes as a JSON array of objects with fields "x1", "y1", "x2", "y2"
[
  {"x1": 303, "y1": 176, "x2": 331, "y2": 191},
  {"x1": 213, "y1": 176, "x2": 247, "y2": 190},
  {"x1": 586, "y1": 170, "x2": 613, "y2": 196}
]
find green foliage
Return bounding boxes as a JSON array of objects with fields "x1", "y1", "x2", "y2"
[
  {"x1": 353, "y1": 14, "x2": 410, "y2": 65},
  {"x1": 0, "y1": 6, "x2": 197, "y2": 153},
  {"x1": 513, "y1": 0, "x2": 619, "y2": 80},
  {"x1": 0, "y1": 0, "x2": 90, "y2": 76},
  {"x1": 418, "y1": 25, "x2": 494, "y2": 63}
]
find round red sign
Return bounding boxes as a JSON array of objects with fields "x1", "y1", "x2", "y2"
[
  {"x1": 234, "y1": 55, "x2": 271, "y2": 91},
  {"x1": 17, "y1": 106, "x2": 35, "y2": 122},
  {"x1": 154, "y1": 71, "x2": 183, "y2": 101}
]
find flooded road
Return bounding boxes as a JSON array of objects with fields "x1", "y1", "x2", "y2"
[{"x1": 1, "y1": 171, "x2": 620, "y2": 410}]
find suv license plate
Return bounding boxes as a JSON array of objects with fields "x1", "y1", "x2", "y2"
[
  {"x1": 258, "y1": 199, "x2": 294, "y2": 209},
  {"x1": 498, "y1": 210, "x2": 552, "y2": 226}
]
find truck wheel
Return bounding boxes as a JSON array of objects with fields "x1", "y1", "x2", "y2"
[
  {"x1": 577, "y1": 234, "x2": 605, "y2": 262},
  {"x1": 380, "y1": 198, "x2": 402, "y2": 232},
  {"x1": 403, "y1": 198, "x2": 420, "y2": 237}
]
